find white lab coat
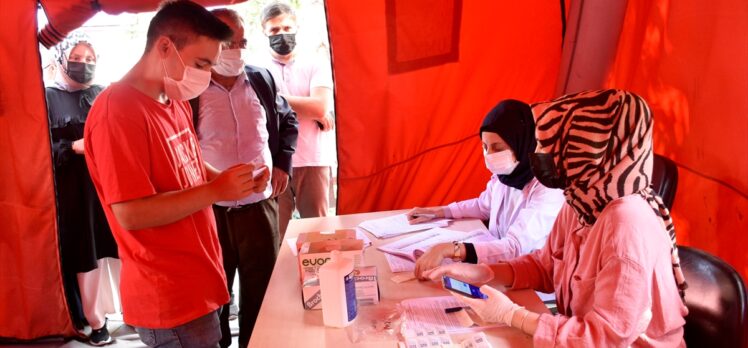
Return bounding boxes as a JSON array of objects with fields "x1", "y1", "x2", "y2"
[{"x1": 446, "y1": 176, "x2": 565, "y2": 264}]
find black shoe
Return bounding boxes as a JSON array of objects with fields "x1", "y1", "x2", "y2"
[{"x1": 89, "y1": 321, "x2": 114, "y2": 346}]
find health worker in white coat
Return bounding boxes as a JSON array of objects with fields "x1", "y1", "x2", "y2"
[{"x1": 408, "y1": 100, "x2": 565, "y2": 279}]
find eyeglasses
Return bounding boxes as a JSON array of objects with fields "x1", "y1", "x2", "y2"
[{"x1": 224, "y1": 39, "x2": 248, "y2": 50}]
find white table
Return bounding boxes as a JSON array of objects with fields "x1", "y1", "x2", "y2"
[{"x1": 249, "y1": 210, "x2": 547, "y2": 347}]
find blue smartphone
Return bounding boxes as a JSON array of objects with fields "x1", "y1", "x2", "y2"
[{"x1": 442, "y1": 276, "x2": 488, "y2": 299}]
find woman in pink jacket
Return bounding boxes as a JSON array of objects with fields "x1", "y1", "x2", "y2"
[
  {"x1": 409, "y1": 100, "x2": 565, "y2": 279},
  {"x1": 425, "y1": 90, "x2": 688, "y2": 347}
]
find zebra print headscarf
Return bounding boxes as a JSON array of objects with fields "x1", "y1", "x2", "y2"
[{"x1": 531, "y1": 89, "x2": 687, "y2": 298}]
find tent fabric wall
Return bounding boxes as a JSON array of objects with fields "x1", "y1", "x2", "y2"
[
  {"x1": 38, "y1": 0, "x2": 246, "y2": 48},
  {"x1": 2, "y1": 0, "x2": 746, "y2": 341},
  {"x1": 555, "y1": 0, "x2": 628, "y2": 95},
  {"x1": 604, "y1": 0, "x2": 748, "y2": 280},
  {"x1": 0, "y1": 0, "x2": 76, "y2": 340},
  {"x1": 328, "y1": 0, "x2": 564, "y2": 214}
]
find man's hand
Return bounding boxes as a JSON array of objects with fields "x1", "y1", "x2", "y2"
[
  {"x1": 317, "y1": 112, "x2": 334, "y2": 131},
  {"x1": 72, "y1": 138, "x2": 85, "y2": 155},
  {"x1": 271, "y1": 167, "x2": 289, "y2": 198},
  {"x1": 208, "y1": 163, "x2": 257, "y2": 201},
  {"x1": 251, "y1": 165, "x2": 271, "y2": 193}
]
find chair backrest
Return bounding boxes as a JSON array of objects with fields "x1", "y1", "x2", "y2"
[
  {"x1": 679, "y1": 245, "x2": 748, "y2": 347},
  {"x1": 651, "y1": 154, "x2": 678, "y2": 210}
]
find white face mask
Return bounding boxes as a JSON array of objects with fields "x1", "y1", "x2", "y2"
[
  {"x1": 484, "y1": 149, "x2": 519, "y2": 176},
  {"x1": 162, "y1": 42, "x2": 211, "y2": 101},
  {"x1": 213, "y1": 48, "x2": 245, "y2": 77}
]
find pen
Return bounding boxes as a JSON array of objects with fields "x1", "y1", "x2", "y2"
[
  {"x1": 444, "y1": 306, "x2": 468, "y2": 313},
  {"x1": 410, "y1": 213, "x2": 437, "y2": 219}
]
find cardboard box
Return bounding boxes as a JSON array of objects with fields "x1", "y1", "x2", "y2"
[
  {"x1": 298, "y1": 239, "x2": 364, "y2": 280},
  {"x1": 301, "y1": 265, "x2": 379, "y2": 310},
  {"x1": 352, "y1": 265, "x2": 380, "y2": 306},
  {"x1": 295, "y1": 229, "x2": 357, "y2": 252},
  {"x1": 299, "y1": 239, "x2": 365, "y2": 310}
]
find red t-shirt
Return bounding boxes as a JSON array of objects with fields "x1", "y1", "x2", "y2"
[{"x1": 84, "y1": 82, "x2": 228, "y2": 328}]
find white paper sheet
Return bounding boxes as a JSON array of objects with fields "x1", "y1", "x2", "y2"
[
  {"x1": 378, "y1": 228, "x2": 496, "y2": 262},
  {"x1": 400, "y1": 296, "x2": 504, "y2": 335},
  {"x1": 358, "y1": 214, "x2": 451, "y2": 239},
  {"x1": 385, "y1": 253, "x2": 418, "y2": 273}
]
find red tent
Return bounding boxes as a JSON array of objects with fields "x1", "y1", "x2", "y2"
[{"x1": 1, "y1": 0, "x2": 746, "y2": 340}]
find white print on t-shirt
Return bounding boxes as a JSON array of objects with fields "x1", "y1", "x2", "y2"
[{"x1": 166, "y1": 128, "x2": 203, "y2": 188}]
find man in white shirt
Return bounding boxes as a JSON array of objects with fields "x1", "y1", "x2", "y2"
[
  {"x1": 258, "y1": 2, "x2": 335, "y2": 237},
  {"x1": 193, "y1": 9, "x2": 298, "y2": 348}
]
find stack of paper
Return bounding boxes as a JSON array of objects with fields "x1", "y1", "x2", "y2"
[
  {"x1": 378, "y1": 228, "x2": 496, "y2": 272},
  {"x1": 358, "y1": 214, "x2": 451, "y2": 239},
  {"x1": 378, "y1": 228, "x2": 495, "y2": 262}
]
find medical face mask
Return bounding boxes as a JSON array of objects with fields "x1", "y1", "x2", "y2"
[
  {"x1": 65, "y1": 61, "x2": 96, "y2": 84},
  {"x1": 529, "y1": 152, "x2": 567, "y2": 189},
  {"x1": 162, "y1": 43, "x2": 211, "y2": 101},
  {"x1": 484, "y1": 149, "x2": 519, "y2": 176},
  {"x1": 268, "y1": 33, "x2": 296, "y2": 55},
  {"x1": 213, "y1": 48, "x2": 245, "y2": 77}
]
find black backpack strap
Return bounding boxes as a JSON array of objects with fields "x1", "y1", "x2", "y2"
[{"x1": 188, "y1": 97, "x2": 200, "y2": 131}]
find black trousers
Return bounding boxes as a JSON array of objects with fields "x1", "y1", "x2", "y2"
[{"x1": 213, "y1": 199, "x2": 279, "y2": 348}]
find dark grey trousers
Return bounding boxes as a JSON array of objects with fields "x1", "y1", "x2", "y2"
[{"x1": 212, "y1": 199, "x2": 279, "y2": 348}]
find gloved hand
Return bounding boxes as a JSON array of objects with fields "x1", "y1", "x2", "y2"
[
  {"x1": 422, "y1": 262, "x2": 495, "y2": 285},
  {"x1": 452, "y1": 285, "x2": 521, "y2": 325}
]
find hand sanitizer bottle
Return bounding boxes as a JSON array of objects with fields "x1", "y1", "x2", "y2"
[{"x1": 319, "y1": 250, "x2": 357, "y2": 327}]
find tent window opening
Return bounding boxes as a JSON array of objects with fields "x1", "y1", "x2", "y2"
[{"x1": 38, "y1": 0, "x2": 339, "y2": 216}]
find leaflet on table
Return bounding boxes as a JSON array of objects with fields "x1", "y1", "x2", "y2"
[
  {"x1": 400, "y1": 296, "x2": 504, "y2": 335},
  {"x1": 377, "y1": 228, "x2": 495, "y2": 262},
  {"x1": 358, "y1": 214, "x2": 452, "y2": 239}
]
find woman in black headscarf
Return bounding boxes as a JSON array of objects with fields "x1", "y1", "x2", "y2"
[
  {"x1": 409, "y1": 100, "x2": 565, "y2": 279},
  {"x1": 47, "y1": 32, "x2": 118, "y2": 345}
]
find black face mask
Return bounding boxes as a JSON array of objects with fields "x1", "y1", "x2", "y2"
[
  {"x1": 529, "y1": 152, "x2": 567, "y2": 189},
  {"x1": 268, "y1": 33, "x2": 296, "y2": 55},
  {"x1": 66, "y1": 61, "x2": 96, "y2": 84}
]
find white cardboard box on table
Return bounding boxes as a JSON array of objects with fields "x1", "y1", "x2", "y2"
[{"x1": 299, "y1": 239, "x2": 364, "y2": 310}]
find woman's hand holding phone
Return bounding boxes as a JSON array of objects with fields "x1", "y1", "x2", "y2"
[
  {"x1": 442, "y1": 276, "x2": 488, "y2": 299},
  {"x1": 422, "y1": 263, "x2": 495, "y2": 285},
  {"x1": 449, "y1": 283, "x2": 521, "y2": 325}
]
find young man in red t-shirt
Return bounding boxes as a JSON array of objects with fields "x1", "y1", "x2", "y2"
[{"x1": 84, "y1": 1, "x2": 269, "y2": 346}]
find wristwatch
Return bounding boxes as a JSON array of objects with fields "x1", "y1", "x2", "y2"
[{"x1": 451, "y1": 241, "x2": 462, "y2": 261}]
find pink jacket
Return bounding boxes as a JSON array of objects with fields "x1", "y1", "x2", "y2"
[
  {"x1": 508, "y1": 195, "x2": 687, "y2": 347},
  {"x1": 446, "y1": 177, "x2": 565, "y2": 263}
]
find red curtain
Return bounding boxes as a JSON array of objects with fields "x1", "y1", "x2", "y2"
[
  {"x1": 329, "y1": 0, "x2": 564, "y2": 214},
  {"x1": 0, "y1": 0, "x2": 76, "y2": 340},
  {"x1": 4, "y1": 0, "x2": 747, "y2": 340},
  {"x1": 605, "y1": 0, "x2": 748, "y2": 279},
  {"x1": 555, "y1": 0, "x2": 627, "y2": 95},
  {"x1": 38, "y1": 0, "x2": 247, "y2": 48}
]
